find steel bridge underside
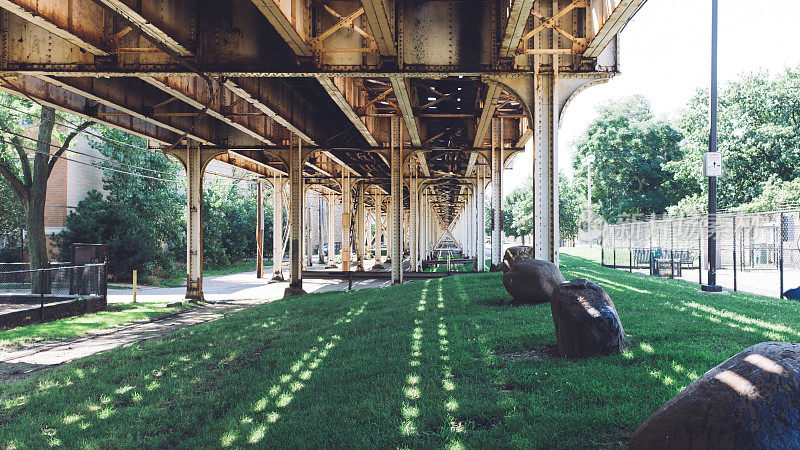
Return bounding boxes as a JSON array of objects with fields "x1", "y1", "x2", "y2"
[{"x1": 0, "y1": 0, "x2": 643, "y2": 298}]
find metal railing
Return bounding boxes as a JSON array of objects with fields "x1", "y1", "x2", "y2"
[
  {"x1": 0, "y1": 263, "x2": 108, "y2": 323},
  {"x1": 601, "y1": 209, "x2": 800, "y2": 299}
]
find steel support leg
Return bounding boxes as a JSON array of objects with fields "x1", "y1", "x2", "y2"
[
  {"x1": 391, "y1": 116, "x2": 403, "y2": 284},
  {"x1": 534, "y1": 73, "x2": 559, "y2": 264},
  {"x1": 184, "y1": 145, "x2": 205, "y2": 302},
  {"x1": 410, "y1": 176, "x2": 419, "y2": 271},
  {"x1": 476, "y1": 175, "x2": 486, "y2": 272},
  {"x1": 374, "y1": 193, "x2": 384, "y2": 268},
  {"x1": 285, "y1": 137, "x2": 306, "y2": 297},
  {"x1": 326, "y1": 193, "x2": 337, "y2": 268},
  {"x1": 356, "y1": 182, "x2": 366, "y2": 271},
  {"x1": 491, "y1": 118, "x2": 503, "y2": 270},
  {"x1": 257, "y1": 179, "x2": 264, "y2": 278},
  {"x1": 272, "y1": 176, "x2": 285, "y2": 281},
  {"x1": 341, "y1": 176, "x2": 352, "y2": 271}
]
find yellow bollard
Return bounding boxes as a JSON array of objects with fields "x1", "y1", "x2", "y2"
[{"x1": 132, "y1": 270, "x2": 137, "y2": 303}]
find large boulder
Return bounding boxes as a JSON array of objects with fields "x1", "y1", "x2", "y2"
[
  {"x1": 502, "y1": 259, "x2": 565, "y2": 304},
  {"x1": 551, "y1": 279, "x2": 627, "y2": 358},
  {"x1": 630, "y1": 342, "x2": 800, "y2": 449},
  {"x1": 501, "y1": 246, "x2": 535, "y2": 273}
]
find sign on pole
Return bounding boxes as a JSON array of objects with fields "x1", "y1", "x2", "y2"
[{"x1": 703, "y1": 152, "x2": 722, "y2": 177}]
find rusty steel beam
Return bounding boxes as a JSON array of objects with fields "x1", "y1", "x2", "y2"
[
  {"x1": 222, "y1": 77, "x2": 327, "y2": 146},
  {"x1": 0, "y1": 0, "x2": 109, "y2": 56},
  {"x1": 585, "y1": 0, "x2": 645, "y2": 58},
  {"x1": 389, "y1": 76, "x2": 421, "y2": 147},
  {"x1": 0, "y1": 74, "x2": 178, "y2": 144},
  {"x1": 140, "y1": 75, "x2": 279, "y2": 146},
  {"x1": 471, "y1": 82, "x2": 502, "y2": 149},
  {"x1": 316, "y1": 76, "x2": 379, "y2": 147},
  {"x1": 359, "y1": 0, "x2": 396, "y2": 58},
  {"x1": 498, "y1": 0, "x2": 536, "y2": 60},
  {"x1": 250, "y1": 0, "x2": 313, "y2": 59},
  {"x1": 91, "y1": 0, "x2": 193, "y2": 57}
]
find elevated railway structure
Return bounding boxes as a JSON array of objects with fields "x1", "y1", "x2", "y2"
[{"x1": 0, "y1": 0, "x2": 644, "y2": 299}]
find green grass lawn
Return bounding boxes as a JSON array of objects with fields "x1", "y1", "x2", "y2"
[
  {"x1": 0, "y1": 303, "x2": 185, "y2": 348},
  {"x1": 3, "y1": 250, "x2": 800, "y2": 448}
]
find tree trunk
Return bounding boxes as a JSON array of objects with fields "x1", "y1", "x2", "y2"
[{"x1": 28, "y1": 107, "x2": 56, "y2": 293}]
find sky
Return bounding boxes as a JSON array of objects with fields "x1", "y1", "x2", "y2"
[{"x1": 504, "y1": 0, "x2": 800, "y2": 195}]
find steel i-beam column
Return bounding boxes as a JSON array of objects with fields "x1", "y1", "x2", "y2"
[
  {"x1": 318, "y1": 195, "x2": 325, "y2": 264},
  {"x1": 285, "y1": 136, "x2": 306, "y2": 297},
  {"x1": 356, "y1": 183, "x2": 366, "y2": 271},
  {"x1": 326, "y1": 193, "x2": 337, "y2": 268},
  {"x1": 410, "y1": 174, "x2": 419, "y2": 271},
  {"x1": 476, "y1": 172, "x2": 486, "y2": 272},
  {"x1": 306, "y1": 192, "x2": 313, "y2": 267},
  {"x1": 184, "y1": 145, "x2": 207, "y2": 302},
  {"x1": 257, "y1": 179, "x2": 264, "y2": 278},
  {"x1": 491, "y1": 118, "x2": 503, "y2": 270},
  {"x1": 390, "y1": 116, "x2": 403, "y2": 284},
  {"x1": 341, "y1": 175, "x2": 352, "y2": 271},
  {"x1": 374, "y1": 193, "x2": 384, "y2": 268},
  {"x1": 386, "y1": 194, "x2": 393, "y2": 263},
  {"x1": 272, "y1": 176, "x2": 285, "y2": 281},
  {"x1": 534, "y1": 74, "x2": 559, "y2": 264}
]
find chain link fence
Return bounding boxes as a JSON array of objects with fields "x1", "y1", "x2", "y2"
[
  {"x1": 601, "y1": 210, "x2": 800, "y2": 299},
  {"x1": 0, "y1": 263, "x2": 108, "y2": 328}
]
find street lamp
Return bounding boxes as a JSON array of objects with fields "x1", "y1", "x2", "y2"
[
  {"x1": 585, "y1": 154, "x2": 596, "y2": 247},
  {"x1": 702, "y1": 0, "x2": 723, "y2": 292}
]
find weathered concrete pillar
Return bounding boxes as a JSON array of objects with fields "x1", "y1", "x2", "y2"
[
  {"x1": 341, "y1": 175, "x2": 352, "y2": 271},
  {"x1": 256, "y1": 179, "x2": 264, "y2": 278},
  {"x1": 373, "y1": 193, "x2": 384, "y2": 268},
  {"x1": 355, "y1": 182, "x2": 366, "y2": 271},
  {"x1": 491, "y1": 118, "x2": 503, "y2": 270},
  {"x1": 390, "y1": 116, "x2": 403, "y2": 284},
  {"x1": 476, "y1": 172, "x2": 486, "y2": 272},
  {"x1": 326, "y1": 193, "x2": 337, "y2": 268},
  {"x1": 534, "y1": 73, "x2": 559, "y2": 264},
  {"x1": 272, "y1": 175, "x2": 285, "y2": 281},
  {"x1": 285, "y1": 136, "x2": 306, "y2": 297}
]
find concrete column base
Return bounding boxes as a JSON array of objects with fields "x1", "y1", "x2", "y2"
[{"x1": 283, "y1": 286, "x2": 307, "y2": 297}]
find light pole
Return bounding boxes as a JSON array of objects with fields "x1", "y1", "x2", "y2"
[
  {"x1": 585, "y1": 154, "x2": 596, "y2": 247},
  {"x1": 702, "y1": 0, "x2": 723, "y2": 292}
]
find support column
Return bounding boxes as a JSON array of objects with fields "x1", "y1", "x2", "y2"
[
  {"x1": 285, "y1": 136, "x2": 306, "y2": 296},
  {"x1": 386, "y1": 194, "x2": 393, "y2": 263},
  {"x1": 534, "y1": 73, "x2": 559, "y2": 264},
  {"x1": 356, "y1": 182, "x2": 366, "y2": 271},
  {"x1": 256, "y1": 179, "x2": 264, "y2": 278},
  {"x1": 341, "y1": 175, "x2": 352, "y2": 271},
  {"x1": 390, "y1": 116, "x2": 403, "y2": 284},
  {"x1": 410, "y1": 174, "x2": 419, "y2": 272},
  {"x1": 272, "y1": 176, "x2": 285, "y2": 281},
  {"x1": 491, "y1": 118, "x2": 503, "y2": 270},
  {"x1": 318, "y1": 195, "x2": 325, "y2": 264},
  {"x1": 476, "y1": 172, "x2": 486, "y2": 272},
  {"x1": 306, "y1": 192, "x2": 313, "y2": 267},
  {"x1": 185, "y1": 146, "x2": 205, "y2": 302},
  {"x1": 373, "y1": 193, "x2": 384, "y2": 269},
  {"x1": 326, "y1": 193, "x2": 337, "y2": 268}
]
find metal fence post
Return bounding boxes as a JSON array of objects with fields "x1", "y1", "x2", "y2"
[
  {"x1": 732, "y1": 216, "x2": 737, "y2": 292},
  {"x1": 39, "y1": 269, "x2": 45, "y2": 322},
  {"x1": 780, "y1": 212, "x2": 785, "y2": 298},
  {"x1": 629, "y1": 223, "x2": 633, "y2": 273},
  {"x1": 670, "y1": 220, "x2": 675, "y2": 279},
  {"x1": 698, "y1": 218, "x2": 703, "y2": 285},
  {"x1": 600, "y1": 224, "x2": 605, "y2": 266}
]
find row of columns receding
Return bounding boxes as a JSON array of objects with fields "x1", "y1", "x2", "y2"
[{"x1": 177, "y1": 116, "x2": 514, "y2": 301}]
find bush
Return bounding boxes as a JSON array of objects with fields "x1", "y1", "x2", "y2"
[{"x1": 56, "y1": 191, "x2": 173, "y2": 281}]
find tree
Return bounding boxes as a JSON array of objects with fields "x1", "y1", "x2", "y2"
[
  {"x1": 559, "y1": 174, "x2": 581, "y2": 244},
  {"x1": 573, "y1": 95, "x2": 690, "y2": 223},
  {"x1": 0, "y1": 94, "x2": 91, "y2": 289},
  {"x1": 667, "y1": 68, "x2": 800, "y2": 209},
  {"x1": 0, "y1": 178, "x2": 24, "y2": 262}
]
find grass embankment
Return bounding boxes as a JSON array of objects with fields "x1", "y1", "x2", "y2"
[
  {"x1": 0, "y1": 303, "x2": 185, "y2": 348},
  {"x1": 3, "y1": 249, "x2": 800, "y2": 447}
]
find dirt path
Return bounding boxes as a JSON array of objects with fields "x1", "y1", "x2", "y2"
[{"x1": 0, "y1": 299, "x2": 263, "y2": 383}]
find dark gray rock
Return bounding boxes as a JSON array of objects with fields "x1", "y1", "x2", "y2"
[
  {"x1": 630, "y1": 341, "x2": 800, "y2": 450},
  {"x1": 550, "y1": 279, "x2": 627, "y2": 358},
  {"x1": 501, "y1": 246, "x2": 535, "y2": 273},
  {"x1": 502, "y1": 259, "x2": 564, "y2": 304}
]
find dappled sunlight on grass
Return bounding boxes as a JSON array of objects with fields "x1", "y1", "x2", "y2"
[{"x1": 221, "y1": 300, "x2": 369, "y2": 447}]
